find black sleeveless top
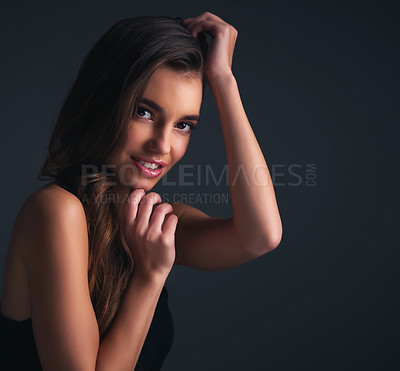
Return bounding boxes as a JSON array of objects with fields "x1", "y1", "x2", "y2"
[{"x1": 0, "y1": 286, "x2": 174, "y2": 370}]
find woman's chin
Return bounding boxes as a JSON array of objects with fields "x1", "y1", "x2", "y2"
[{"x1": 117, "y1": 179, "x2": 158, "y2": 193}]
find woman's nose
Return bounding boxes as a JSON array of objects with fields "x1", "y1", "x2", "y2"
[{"x1": 145, "y1": 125, "x2": 171, "y2": 155}]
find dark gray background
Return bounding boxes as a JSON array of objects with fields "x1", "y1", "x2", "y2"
[{"x1": 1, "y1": 0, "x2": 399, "y2": 370}]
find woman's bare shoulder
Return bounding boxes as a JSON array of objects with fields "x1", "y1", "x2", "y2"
[
  {"x1": 12, "y1": 182, "x2": 87, "y2": 259},
  {"x1": 1, "y1": 183, "x2": 88, "y2": 318},
  {"x1": 21, "y1": 182, "x2": 84, "y2": 219},
  {"x1": 24, "y1": 182, "x2": 83, "y2": 214}
]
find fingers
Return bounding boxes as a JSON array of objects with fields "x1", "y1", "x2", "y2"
[
  {"x1": 188, "y1": 19, "x2": 219, "y2": 38},
  {"x1": 183, "y1": 11, "x2": 225, "y2": 26},
  {"x1": 182, "y1": 17, "x2": 194, "y2": 24},
  {"x1": 162, "y1": 213, "x2": 178, "y2": 236},
  {"x1": 135, "y1": 192, "x2": 162, "y2": 233},
  {"x1": 149, "y1": 203, "x2": 174, "y2": 233},
  {"x1": 124, "y1": 191, "x2": 177, "y2": 248},
  {"x1": 182, "y1": 12, "x2": 229, "y2": 38},
  {"x1": 124, "y1": 189, "x2": 145, "y2": 225}
]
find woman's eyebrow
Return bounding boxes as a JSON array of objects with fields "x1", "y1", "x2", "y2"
[
  {"x1": 140, "y1": 98, "x2": 164, "y2": 113},
  {"x1": 140, "y1": 97, "x2": 200, "y2": 122}
]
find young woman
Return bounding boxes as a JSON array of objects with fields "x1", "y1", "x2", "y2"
[{"x1": 0, "y1": 12, "x2": 282, "y2": 370}]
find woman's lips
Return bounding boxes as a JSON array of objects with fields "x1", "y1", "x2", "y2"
[
  {"x1": 131, "y1": 156, "x2": 166, "y2": 178},
  {"x1": 133, "y1": 155, "x2": 167, "y2": 167}
]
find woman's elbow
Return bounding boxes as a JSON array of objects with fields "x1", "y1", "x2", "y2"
[
  {"x1": 267, "y1": 231, "x2": 282, "y2": 251},
  {"x1": 247, "y1": 228, "x2": 283, "y2": 257}
]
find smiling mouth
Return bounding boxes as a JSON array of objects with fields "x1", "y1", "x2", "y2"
[
  {"x1": 137, "y1": 160, "x2": 161, "y2": 170},
  {"x1": 130, "y1": 156, "x2": 167, "y2": 177}
]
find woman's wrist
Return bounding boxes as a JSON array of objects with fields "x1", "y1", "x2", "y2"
[
  {"x1": 206, "y1": 69, "x2": 236, "y2": 89},
  {"x1": 130, "y1": 268, "x2": 169, "y2": 288}
]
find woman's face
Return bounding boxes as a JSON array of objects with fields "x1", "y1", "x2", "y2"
[{"x1": 107, "y1": 66, "x2": 203, "y2": 192}]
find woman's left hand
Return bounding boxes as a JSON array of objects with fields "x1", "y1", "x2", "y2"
[{"x1": 182, "y1": 12, "x2": 238, "y2": 80}]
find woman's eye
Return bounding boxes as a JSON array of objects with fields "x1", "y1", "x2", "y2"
[
  {"x1": 176, "y1": 122, "x2": 195, "y2": 133},
  {"x1": 136, "y1": 107, "x2": 152, "y2": 119}
]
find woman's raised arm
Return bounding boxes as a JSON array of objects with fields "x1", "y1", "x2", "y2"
[{"x1": 172, "y1": 12, "x2": 282, "y2": 270}]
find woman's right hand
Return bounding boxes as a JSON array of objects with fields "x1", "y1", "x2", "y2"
[{"x1": 123, "y1": 189, "x2": 178, "y2": 280}]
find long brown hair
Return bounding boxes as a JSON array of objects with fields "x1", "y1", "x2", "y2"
[{"x1": 37, "y1": 16, "x2": 207, "y2": 338}]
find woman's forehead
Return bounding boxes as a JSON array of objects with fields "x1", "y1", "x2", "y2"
[{"x1": 141, "y1": 67, "x2": 203, "y2": 114}]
